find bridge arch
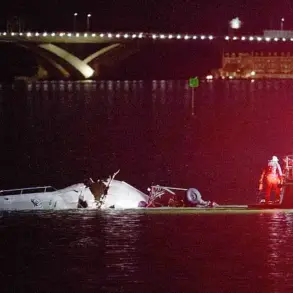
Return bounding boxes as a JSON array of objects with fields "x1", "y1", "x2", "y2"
[
  {"x1": 17, "y1": 43, "x2": 70, "y2": 79},
  {"x1": 83, "y1": 43, "x2": 141, "y2": 78},
  {"x1": 83, "y1": 44, "x2": 121, "y2": 64},
  {"x1": 0, "y1": 40, "x2": 141, "y2": 79},
  {"x1": 39, "y1": 44, "x2": 95, "y2": 79}
]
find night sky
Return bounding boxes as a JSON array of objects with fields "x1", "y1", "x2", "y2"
[{"x1": 1, "y1": 0, "x2": 293, "y2": 34}]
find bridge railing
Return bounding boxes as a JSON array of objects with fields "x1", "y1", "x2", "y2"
[{"x1": 0, "y1": 31, "x2": 292, "y2": 43}]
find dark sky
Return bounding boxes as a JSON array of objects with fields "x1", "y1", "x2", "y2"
[{"x1": 1, "y1": 0, "x2": 293, "y2": 34}]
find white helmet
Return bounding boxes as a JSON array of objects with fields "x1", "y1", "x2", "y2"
[{"x1": 271, "y1": 156, "x2": 279, "y2": 162}]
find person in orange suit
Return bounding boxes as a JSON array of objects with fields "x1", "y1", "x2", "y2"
[{"x1": 259, "y1": 156, "x2": 283, "y2": 204}]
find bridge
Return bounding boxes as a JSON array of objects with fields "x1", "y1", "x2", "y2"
[{"x1": 1, "y1": 31, "x2": 293, "y2": 80}]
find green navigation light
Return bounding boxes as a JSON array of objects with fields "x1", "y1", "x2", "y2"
[{"x1": 188, "y1": 77, "x2": 199, "y2": 88}]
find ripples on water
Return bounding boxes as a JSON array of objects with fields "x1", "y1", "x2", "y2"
[
  {"x1": 1, "y1": 80, "x2": 293, "y2": 292},
  {"x1": 2, "y1": 210, "x2": 293, "y2": 292}
]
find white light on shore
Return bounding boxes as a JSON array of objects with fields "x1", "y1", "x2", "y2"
[{"x1": 230, "y1": 17, "x2": 242, "y2": 29}]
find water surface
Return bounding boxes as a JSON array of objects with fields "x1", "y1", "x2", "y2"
[{"x1": 1, "y1": 79, "x2": 293, "y2": 292}]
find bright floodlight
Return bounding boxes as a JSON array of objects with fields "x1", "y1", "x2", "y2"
[
  {"x1": 74, "y1": 13, "x2": 78, "y2": 16},
  {"x1": 230, "y1": 17, "x2": 242, "y2": 29},
  {"x1": 87, "y1": 14, "x2": 91, "y2": 17}
]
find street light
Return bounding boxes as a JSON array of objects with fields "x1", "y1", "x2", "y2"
[
  {"x1": 281, "y1": 18, "x2": 285, "y2": 30},
  {"x1": 230, "y1": 17, "x2": 242, "y2": 30},
  {"x1": 73, "y1": 13, "x2": 78, "y2": 32},
  {"x1": 87, "y1": 14, "x2": 91, "y2": 31},
  {"x1": 229, "y1": 17, "x2": 242, "y2": 36}
]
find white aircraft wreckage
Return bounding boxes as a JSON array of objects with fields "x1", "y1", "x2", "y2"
[
  {"x1": 0, "y1": 168, "x2": 218, "y2": 211},
  {"x1": 0, "y1": 170, "x2": 151, "y2": 211}
]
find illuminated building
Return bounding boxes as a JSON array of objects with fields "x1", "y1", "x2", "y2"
[{"x1": 217, "y1": 51, "x2": 293, "y2": 79}]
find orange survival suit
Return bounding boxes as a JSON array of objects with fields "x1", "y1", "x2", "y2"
[{"x1": 259, "y1": 156, "x2": 283, "y2": 203}]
